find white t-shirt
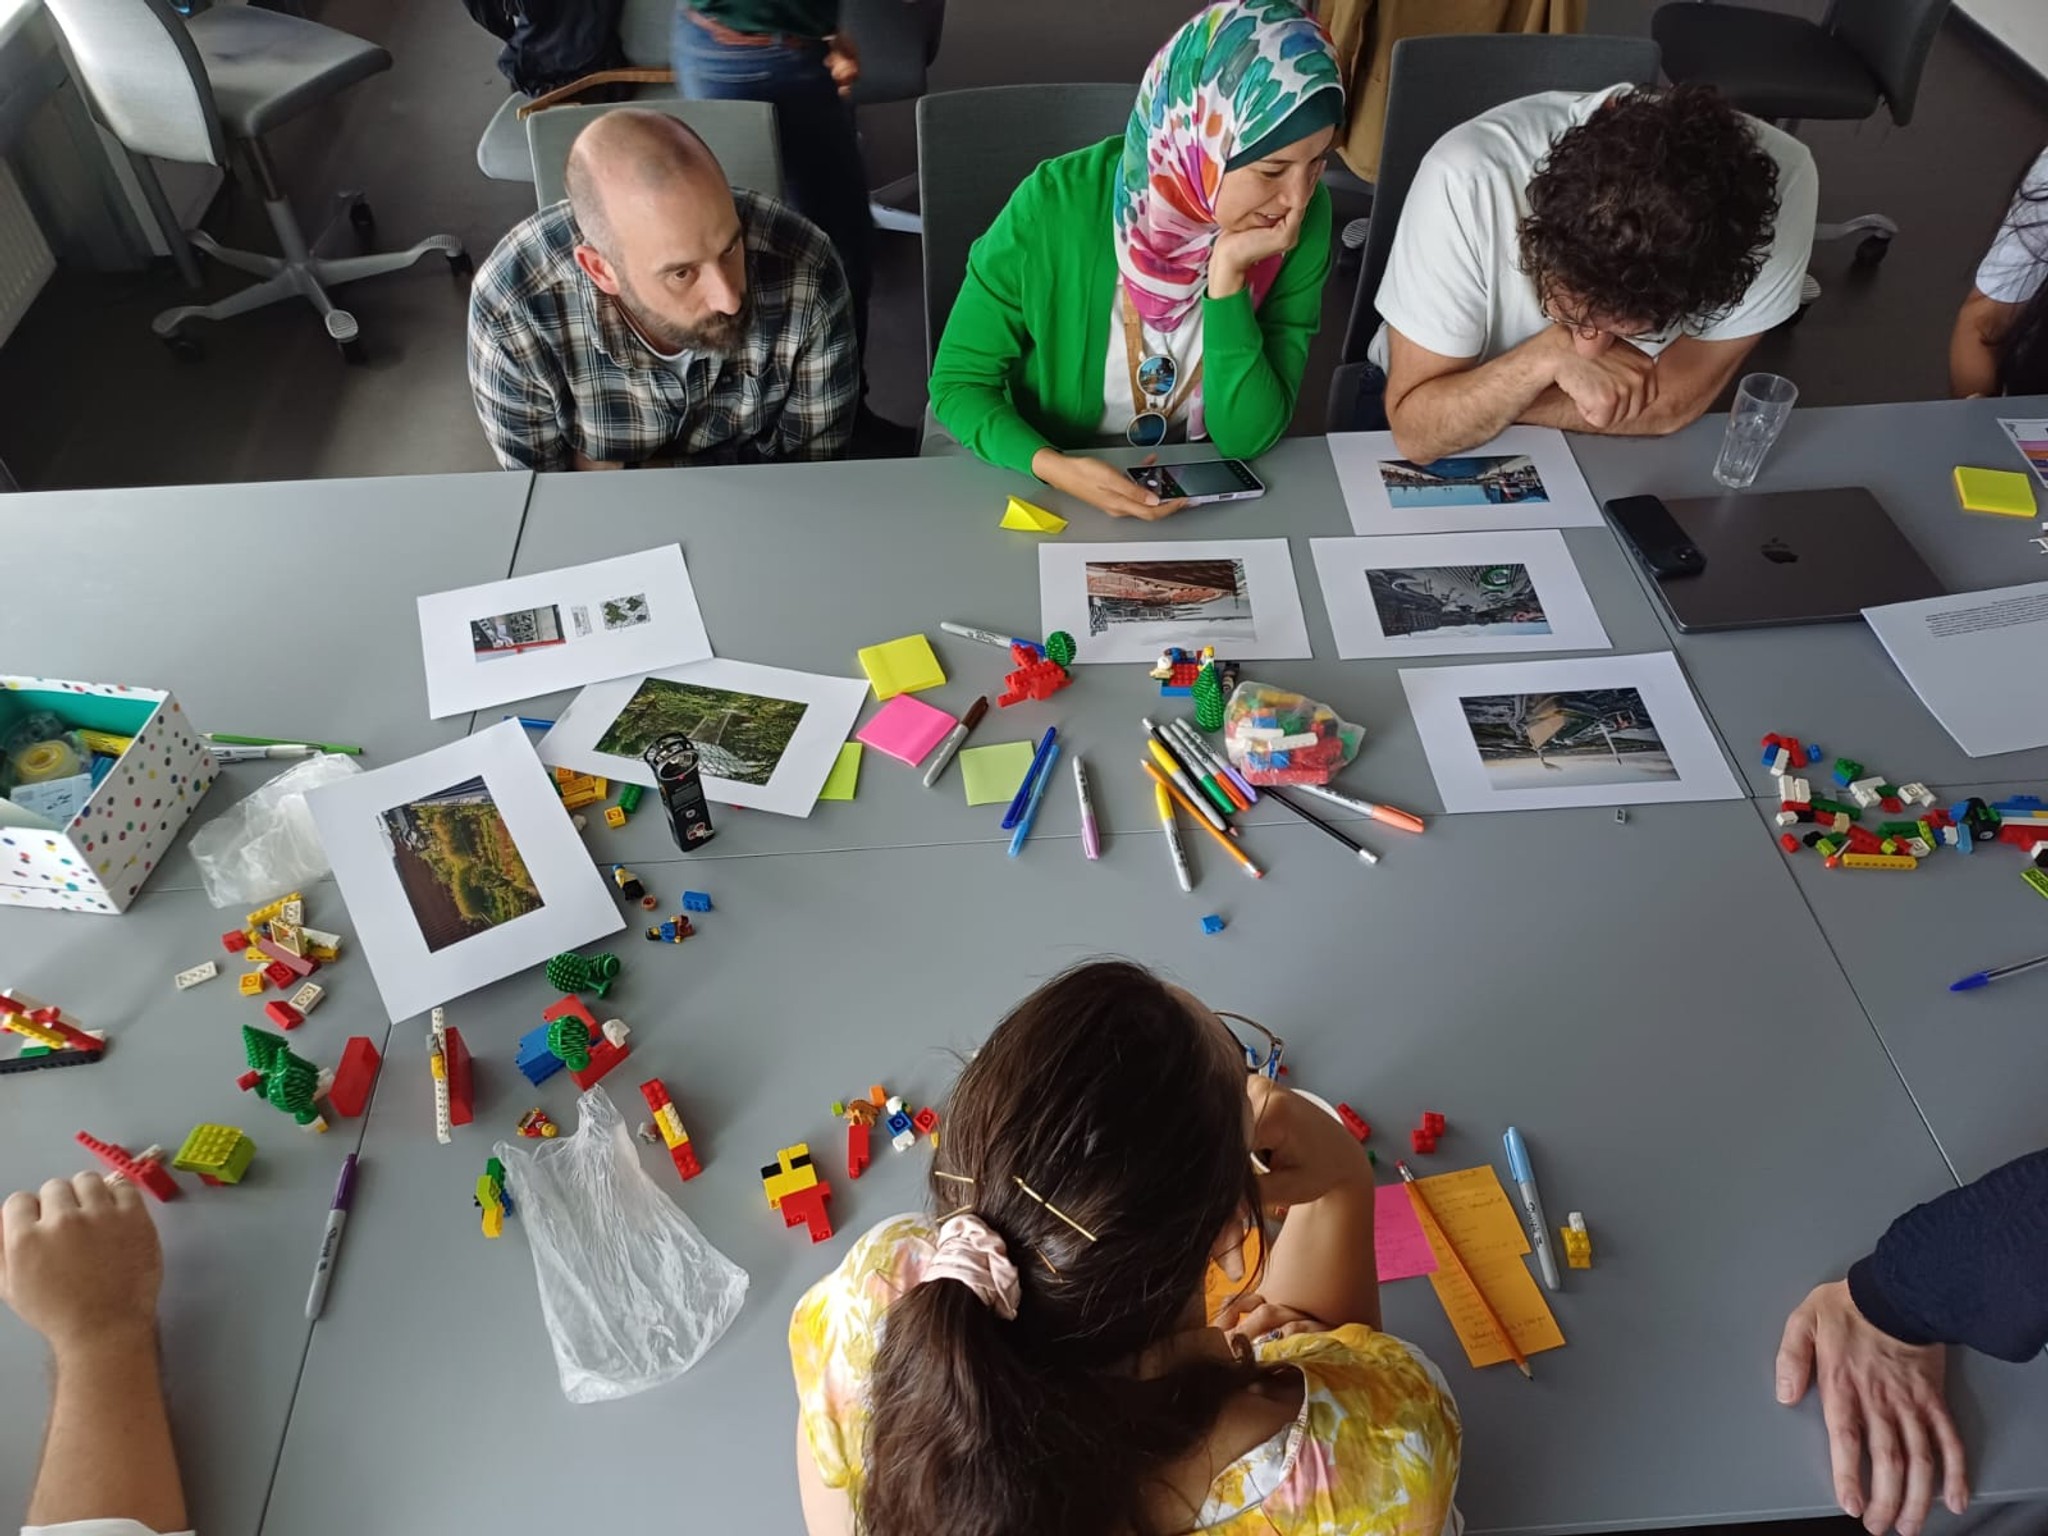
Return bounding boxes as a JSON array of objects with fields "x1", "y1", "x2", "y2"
[
  {"x1": 1368, "y1": 85, "x2": 1819, "y2": 369},
  {"x1": 1096, "y1": 293, "x2": 1208, "y2": 444},
  {"x1": 1974, "y1": 146, "x2": 2048, "y2": 304}
]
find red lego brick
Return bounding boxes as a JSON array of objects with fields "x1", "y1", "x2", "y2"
[
  {"x1": 263, "y1": 961, "x2": 297, "y2": 990},
  {"x1": 570, "y1": 1031, "x2": 629, "y2": 1091},
  {"x1": 222, "y1": 930, "x2": 250, "y2": 953},
  {"x1": 1880, "y1": 797, "x2": 1903, "y2": 814},
  {"x1": 264, "y1": 1001, "x2": 303, "y2": 1031},
  {"x1": 326, "y1": 1036, "x2": 382, "y2": 1118},
  {"x1": 1410, "y1": 1130, "x2": 1437, "y2": 1154},
  {"x1": 1780, "y1": 833, "x2": 1801, "y2": 852},
  {"x1": 846, "y1": 1120, "x2": 871, "y2": 1180},
  {"x1": 444, "y1": 1026, "x2": 473, "y2": 1126},
  {"x1": 1420, "y1": 1112, "x2": 1446, "y2": 1136},
  {"x1": 75, "y1": 1132, "x2": 178, "y2": 1202},
  {"x1": 1760, "y1": 733, "x2": 1783, "y2": 749},
  {"x1": 1336, "y1": 1103, "x2": 1370, "y2": 1142},
  {"x1": 252, "y1": 937, "x2": 317, "y2": 979},
  {"x1": 235, "y1": 1069, "x2": 263, "y2": 1092},
  {"x1": 1779, "y1": 800, "x2": 1811, "y2": 813},
  {"x1": 912, "y1": 1106, "x2": 940, "y2": 1136},
  {"x1": 780, "y1": 1180, "x2": 834, "y2": 1243},
  {"x1": 542, "y1": 994, "x2": 598, "y2": 1031}
]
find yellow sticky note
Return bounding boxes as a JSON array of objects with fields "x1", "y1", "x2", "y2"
[
  {"x1": 1411, "y1": 1167, "x2": 1565, "y2": 1369},
  {"x1": 857, "y1": 634, "x2": 946, "y2": 700},
  {"x1": 958, "y1": 741, "x2": 1038, "y2": 806},
  {"x1": 1000, "y1": 495, "x2": 1068, "y2": 534},
  {"x1": 1954, "y1": 466, "x2": 2036, "y2": 517},
  {"x1": 819, "y1": 742, "x2": 862, "y2": 801}
]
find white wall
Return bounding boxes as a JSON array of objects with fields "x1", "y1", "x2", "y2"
[{"x1": 1959, "y1": 0, "x2": 2048, "y2": 82}]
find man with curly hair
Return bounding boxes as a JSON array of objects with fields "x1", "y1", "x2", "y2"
[{"x1": 1372, "y1": 83, "x2": 1817, "y2": 463}]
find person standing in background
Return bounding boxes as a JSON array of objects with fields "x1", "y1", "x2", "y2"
[{"x1": 672, "y1": 0, "x2": 911, "y2": 453}]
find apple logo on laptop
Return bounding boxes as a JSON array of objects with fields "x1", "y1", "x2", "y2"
[{"x1": 1761, "y1": 538, "x2": 1798, "y2": 565}]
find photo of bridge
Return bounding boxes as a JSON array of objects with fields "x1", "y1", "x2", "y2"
[
  {"x1": 1083, "y1": 558, "x2": 1256, "y2": 638},
  {"x1": 1366, "y1": 563, "x2": 1550, "y2": 639},
  {"x1": 1379, "y1": 454, "x2": 1550, "y2": 509},
  {"x1": 1458, "y1": 687, "x2": 1677, "y2": 789}
]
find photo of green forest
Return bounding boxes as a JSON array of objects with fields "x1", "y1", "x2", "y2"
[
  {"x1": 377, "y1": 776, "x2": 546, "y2": 952},
  {"x1": 594, "y1": 677, "x2": 809, "y2": 786}
]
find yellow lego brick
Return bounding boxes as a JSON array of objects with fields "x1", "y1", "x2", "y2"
[
  {"x1": 172, "y1": 1124, "x2": 255, "y2": 1183},
  {"x1": 1840, "y1": 852, "x2": 1918, "y2": 871},
  {"x1": 238, "y1": 972, "x2": 266, "y2": 997},
  {"x1": 1561, "y1": 1212, "x2": 1593, "y2": 1269},
  {"x1": 246, "y1": 892, "x2": 303, "y2": 929},
  {"x1": 559, "y1": 786, "x2": 603, "y2": 811},
  {"x1": 653, "y1": 1104, "x2": 686, "y2": 1147},
  {"x1": 762, "y1": 1143, "x2": 819, "y2": 1208},
  {"x1": 603, "y1": 805, "x2": 627, "y2": 828},
  {"x1": 2, "y1": 1014, "x2": 69, "y2": 1049}
]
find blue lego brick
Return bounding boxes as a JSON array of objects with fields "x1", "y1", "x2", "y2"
[
  {"x1": 681, "y1": 891, "x2": 712, "y2": 912},
  {"x1": 1200, "y1": 914, "x2": 1226, "y2": 935},
  {"x1": 1760, "y1": 745, "x2": 1780, "y2": 767},
  {"x1": 885, "y1": 1110, "x2": 913, "y2": 1139},
  {"x1": 1992, "y1": 795, "x2": 2046, "y2": 814},
  {"x1": 1160, "y1": 684, "x2": 1192, "y2": 696},
  {"x1": 516, "y1": 1023, "x2": 564, "y2": 1086},
  {"x1": 1806, "y1": 744, "x2": 1824, "y2": 763}
]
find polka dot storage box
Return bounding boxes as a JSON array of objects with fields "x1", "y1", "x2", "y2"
[{"x1": 1, "y1": 678, "x2": 216, "y2": 913}]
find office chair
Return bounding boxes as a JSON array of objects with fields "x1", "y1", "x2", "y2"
[
  {"x1": 525, "y1": 99, "x2": 784, "y2": 208},
  {"x1": 1653, "y1": 0, "x2": 1953, "y2": 268},
  {"x1": 1325, "y1": 34, "x2": 1663, "y2": 434},
  {"x1": 477, "y1": 0, "x2": 677, "y2": 181},
  {"x1": 846, "y1": 0, "x2": 946, "y2": 235},
  {"x1": 44, "y1": 0, "x2": 468, "y2": 361}
]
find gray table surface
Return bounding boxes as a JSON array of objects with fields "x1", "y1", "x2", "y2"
[
  {"x1": 0, "y1": 885, "x2": 387, "y2": 1533},
  {"x1": 260, "y1": 808, "x2": 2048, "y2": 1534},
  {"x1": 501, "y1": 442, "x2": 1689, "y2": 867},
  {"x1": 1572, "y1": 396, "x2": 2048, "y2": 796},
  {"x1": 0, "y1": 471, "x2": 531, "y2": 892}
]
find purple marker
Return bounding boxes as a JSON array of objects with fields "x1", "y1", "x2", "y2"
[{"x1": 304, "y1": 1153, "x2": 358, "y2": 1320}]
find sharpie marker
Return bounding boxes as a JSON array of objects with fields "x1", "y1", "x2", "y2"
[
  {"x1": 1298, "y1": 783, "x2": 1427, "y2": 834},
  {"x1": 922, "y1": 696, "x2": 988, "y2": 788},
  {"x1": 1074, "y1": 755, "x2": 1100, "y2": 861},
  {"x1": 1503, "y1": 1127, "x2": 1560, "y2": 1292},
  {"x1": 940, "y1": 622, "x2": 1029, "y2": 650},
  {"x1": 209, "y1": 744, "x2": 317, "y2": 763},
  {"x1": 304, "y1": 1153, "x2": 359, "y2": 1320},
  {"x1": 1155, "y1": 781, "x2": 1193, "y2": 893}
]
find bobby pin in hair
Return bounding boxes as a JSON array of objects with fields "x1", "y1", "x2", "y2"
[
  {"x1": 940, "y1": 1204, "x2": 975, "y2": 1222},
  {"x1": 1011, "y1": 1176, "x2": 1099, "y2": 1244},
  {"x1": 935, "y1": 1170, "x2": 976, "y2": 1185}
]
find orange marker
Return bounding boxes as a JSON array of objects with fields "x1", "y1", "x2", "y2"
[{"x1": 1141, "y1": 761, "x2": 1263, "y2": 879}]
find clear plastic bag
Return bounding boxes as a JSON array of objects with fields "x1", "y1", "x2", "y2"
[
  {"x1": 187, "y1": 751, "x2": 364, "y2": 907},
  {"x1": 496, "y1": 1085, "x2": 749, "y2": 1403},
  {"x1": 1221, "y1": 680, "x2": 1367, "y2": 786}
]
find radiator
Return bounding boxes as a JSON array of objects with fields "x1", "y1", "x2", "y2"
[{"x1": 0, "y1": 161, "x2": 53, "y2": 346}]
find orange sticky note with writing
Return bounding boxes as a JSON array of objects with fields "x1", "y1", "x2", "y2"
[{"x1": 1413, "y1": 1166, "x2": 1565, "y2": 1369}]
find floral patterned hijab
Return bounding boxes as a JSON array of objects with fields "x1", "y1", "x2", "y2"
[{"x1": 1113, "y1": 0, "x2": 1343, "y2": 333}]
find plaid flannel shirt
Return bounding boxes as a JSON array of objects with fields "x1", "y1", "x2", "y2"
[{"x1": 467, "y1": 190, "x2": 857, "y2": 470}]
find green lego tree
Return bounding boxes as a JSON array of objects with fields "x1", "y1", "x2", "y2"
[
  {"x1": 544, "y1": 951, "x2": 620, "y2": 997},
  {"x1": 1192, "y1": 663, "x2": 1226, "y2": 732},
  {"x1": 546, "y1": 1016, "x2": 593, "y2": 1072},
  {"x1": 1045, "y1": 630, "x2": 1077, "y2": 667},
  {"x1": 241, "y1": 1025, "x2": 324, "y2": 1126}
]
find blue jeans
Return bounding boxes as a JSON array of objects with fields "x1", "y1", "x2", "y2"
[{"x1": 672, "y1": 8, "x2": 873, "y2": 358}]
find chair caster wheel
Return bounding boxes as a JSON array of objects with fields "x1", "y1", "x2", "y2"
[
  {"x1": 348, "y1": 199, "x2": 375, "y2": 235},
  {"x1": 447, "y1": 250, "x2": 474, "y2": 280},
  {"x1": 1854, "y1": 234, "x2": 1892, "y2": 267},
  {"x1": 161, "y1": 333, "x2": 203, "y2": 361},
  {"x1": 338, "y1": 337, "x2": 367, "y2": 365}
]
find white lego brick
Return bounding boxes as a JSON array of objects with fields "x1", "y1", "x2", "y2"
[
  {"x1": 1775, "y1": 775, "x2": 1795, "y2": 801},
  {"x1": 1775, "y1": 810, "x2": 1799, "y2": 827},
  {"x1": 288, "y1": 981, "x2": 324, "y2": 1014},
  {"x1": 174, "y1": 961, "x2": 218, "y2": 990},
  {"x1": 1791, "y1": 777, "x2": 1811, "y2": 803}
]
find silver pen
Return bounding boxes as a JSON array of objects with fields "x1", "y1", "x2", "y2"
[{"x1": 210, "y1": 743, "x2": 316, "y2": 762}]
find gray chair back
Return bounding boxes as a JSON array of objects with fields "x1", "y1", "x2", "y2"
[
  {"x1": 848, "y1": 0, "x2": 946, "y2": 106},
  {"x1": 526, "y1": 98, "x2": 785, "y2": 209},
  {"x1": 1828, "y1": 0, "x2": 1949, "y2": 128},
  {"x1": 1337, "y1": 33, "x2": 1663, "y2": 368},
  {"x1": 618, "y1": 0, "x2": 678, "y2": 66},
  {"x1": 42, "y1": 0, "x2": 226, "y2": 167},
  {"x1": 916, "y1": 82, "x2": 1134, "y2": 370}
]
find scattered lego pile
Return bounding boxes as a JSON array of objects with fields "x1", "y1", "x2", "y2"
[
  {"x1": 1760, "y1": 733, "x2": 2048, "y2": 887},
  {"x1": 1221, "y1": 682, "x2": 1364, "y2": 786},
  {"x1": 1150, "y1": 647, "x2": 1237, "y2": 731},
  {"x1": 997, "y1": 630, "x2": 1077, "y2": 708},
  {"x1": 212, "y1": 891, "x2": 340, "y2": 1031},
  {"x1": 553, "y1": 766, "x2": 641, "y2": 831}
]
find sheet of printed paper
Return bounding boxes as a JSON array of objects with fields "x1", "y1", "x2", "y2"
[
  {"x1": 303, "y1": 720, "x2": 623, "y2": 1022},
  {"x1": 1998, "y1": 418, "x2": 2048, "y2": 492},
  {"x1": 538, "y1": 658, "x2": 870, "y2": 817},
  {"x1": 1039, "y1": 538, "x2": 1313, "y2": 665},
  {"x1": 1375, "y1": 1181, "x2": 1438, "y2": 1282},
  {"x1": 416, "y1": 546, "x2": 713, "y2": 719},
  {"x1": 1412, "y1": 1167, "x2": 1565, "y2": 1368},
  {"x1": 1329, "y1": 426, "x2": 1602, "y2": 535},
  {"x1": 1863, "y1": 580, "x2": 2048, "y2": 757},
  {"x1": 1311, "y1": 530, "x2": 1610, "y2": 658},
  {"x1": 1400, "y1": 651, "x2": 1741, "y2": 812}
]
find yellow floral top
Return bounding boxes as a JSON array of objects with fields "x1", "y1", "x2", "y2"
[{"x1": 789, "y1": 1214, "x2": 1465, "y2": 1535}]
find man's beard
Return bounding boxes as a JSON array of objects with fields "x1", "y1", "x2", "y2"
[{"x1": 617, "y1": 282, "x2": 750, "y2": 359}]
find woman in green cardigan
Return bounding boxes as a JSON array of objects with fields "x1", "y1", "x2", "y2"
[{"x1": 930, "y1": 0, "x2": 1342, "y2": 520}]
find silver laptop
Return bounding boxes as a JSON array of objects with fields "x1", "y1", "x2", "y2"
[{"x1": 1619, "y1": 486, "x2": 1945, "y2": 632}]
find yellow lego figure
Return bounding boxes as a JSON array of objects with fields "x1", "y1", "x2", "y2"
[
  {"x1": 1561, "y1": 1212, "x2": 1593, "y2": 1270},
  {"x1": 172, "y1": 1124, "x2": 255, "y2": 1185},
  {"x1": 761, "y1": 1144, "x2": 820, "y2": 1209}
]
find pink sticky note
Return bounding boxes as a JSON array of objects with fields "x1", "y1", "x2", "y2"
[
  {"x1": 856, "y1": 694, "x2": 956, "y2": 767},
  {"x1": 1375, "y1": 1182, "x2": 1439, "y2": 1282}
]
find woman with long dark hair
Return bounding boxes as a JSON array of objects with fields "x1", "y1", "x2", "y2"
[
  {"x1": 1950, "y1": 150, "x2": 2048, "y2": 397},
  {"x1": 787, "y1": 960, "x2": 1462, "y2": 1536}
]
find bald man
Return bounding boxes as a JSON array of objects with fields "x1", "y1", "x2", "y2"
[{"x1": 467, "y1": 109, "x2": 858, "y2": 470}]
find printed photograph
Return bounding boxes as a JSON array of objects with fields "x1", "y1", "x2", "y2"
[
  {"x1": 602, "y1": 593, "x2": 651, "y2": 631},
  {"x1": 1083, "y1": 558, "x2": 1257, "y2": 639},
  {"x1": 1366, "y1": 563, "x2": 1551, "y2": 640},
  {"x1": 471, "y1": 604, "x2": 567, "y2": 660},
  {"x1": 594, "y1": 676, "x2": 809, "y2": 786},
  {"x1": 1378, "y1": 454, "x2": 1550, "y2": 510},
  {"x1": 377, "y1": 776, "x2": 546, "y2": 952},
  {"x1": 1459, "y1": 687, "x2": 1678, "y2": 789}
]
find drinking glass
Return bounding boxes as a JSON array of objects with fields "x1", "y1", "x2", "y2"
[{"x1": 1713, "y1": 373, "x2": 1799, "y2": 489}]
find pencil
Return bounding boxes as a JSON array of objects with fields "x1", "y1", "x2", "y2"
[
  {"x1": 1398, "y1": 1160, "x2": 1532, "y2": 1379},
  {"x1": 1267, "y1": 789, "x2": 1379, "y2": 866},
  {"x1": 1141, "y1": 761, "x2": 1263, "y2": 879}
]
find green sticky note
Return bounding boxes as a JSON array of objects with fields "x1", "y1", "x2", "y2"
[
  {"x1": 818, "y1": 742, "x2": 862, "y2": 801},
  {"x1": 857, "y1": 633, "x2": 945, "y2": 699},
  {"x1": 959, "y1": 741, "x2": 1038, "y2": 807}
]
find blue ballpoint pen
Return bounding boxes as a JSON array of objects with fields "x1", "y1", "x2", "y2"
[
  {"x1": 1503, "y1": 1127, "x2": 1560, "y2": 1291},
  {"x1": 1001, "y1": 727, "x2": 1058, "y2": 831},
  {"x1": 1949, "y1": 950, "x2": 2048, "y2": 991},
  {"x1": 1008, "y1": 742, "x2": 1060, "y2": 857}
]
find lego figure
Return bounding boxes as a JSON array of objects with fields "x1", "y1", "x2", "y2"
[
  {"x1": 517, "y1": 1107, "x2": 559, "y2": 1139},
  {"x1": 611, "y1": 864, "x2": 647, "y2": 902}
]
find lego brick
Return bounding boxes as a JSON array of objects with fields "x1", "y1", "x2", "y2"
[
  {"x1": 603, "y1": 805, "x2": 627, "y2": 828},
  {"x1": 912, "y1": 1106, "x2": 940, "y2": 1137},
  {"x1": 444, "y1": 1026, "x2": 473, "y2": 1126},
  {"x1": 75, "y1": 1133, "x2": 178, "y2": 1201},
  {"x1": 222, "y1": 929, "x2": 250, "y2": 953},
  {"x1": 1561, "y1": 1213, "x2": 1593, "y2": 1269},
  {"x1": 569, "y1": 1029, "x2": 629, "y2": 1091},
  {"x1": 252, "y1": 937, "x2": 317, "y2": 979},
  {"x1": 239, "y1": 971, "x2": 266, "y2": 997},
  {"x1": 515, "y1": 1024, "x2": 563, "y2": 1086},
  {"x1": 846, "y1": 1120, "x2": 871, "y2": 1180},
  {"x1": 264, "y1": 1001, "x2": 304, "y2": 1031},
  {"x1": 762, "y1": 1144, "x2": 821, "y2": 1208},
  {"x1": 1420, "y1": 1112, "x2": 1446, "y2": 1136},
  {"x1": 1336, "y1": 1103, "x2": 1371, "y2": 1142},
  {"x1": 618, "y1": 783, "x2": 643, "y2": 814},
  {"x1": 780, "y1": 1181, "x2": 834, "y2": 1243},
  {"x1": 263, "y1": 961, "x2": 299, "y2": 990},
  {"x1": 2025, "y1": 867, "x2": 2048, "y2": 901},
  {"x1": 172, "y1": 1124, "x2": 254, "y2": 1185},
  {"x1": 327, "y1": 1036, "x2": 382, "y2": 1118},
  {"x1": 246, "y1": 892, "x2": 302, "y2": 929},
  {"x1": 268, "y1": 919, "x2": 305, "y2": 958},
  {"x1": 1839, "y1": 852, "x2": 1918, "y2": 871},
  {"x1": 0, "y1": 1046, "x2": 103, "y2": 1075},
  {"x1": 1200, "y1": 913, "x2": 1226, "y2": 935},
  {"x1": 175, "y1": 961, "x2": 218, "y2": 990},
  {"x1": 681, "y1": 891, "x2": 712, "y2": 912},
  {"x1": 288, "y1": 982, "x2": 324, "y2": 1015}
]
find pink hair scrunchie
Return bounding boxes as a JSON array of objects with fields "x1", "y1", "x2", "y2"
[{"x1": 922, "y1": 1213, "x2": 1021, "y2": 1320}]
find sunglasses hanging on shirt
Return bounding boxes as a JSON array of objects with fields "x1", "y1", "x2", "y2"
[{"x1": 1122, "y1": 288, "x2": 1202, "y2": 449}]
